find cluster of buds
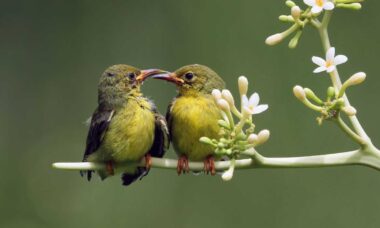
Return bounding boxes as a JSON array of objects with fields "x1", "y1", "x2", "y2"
[
  {"x1": 200, "y1": 76, "x2": 270, "y2": 181},
  {"x1": 265, "y1": 0, "x2": 363, "y2": 49},
  {"x1": 293, "y1": 72, "x2": 366, "y2": 124}
]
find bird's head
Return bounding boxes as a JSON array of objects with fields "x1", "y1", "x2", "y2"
[
  {"x1": 98, "y1": 64, "x2": 166, "y2": 106},
  {"x1": 152, "y1": 64, "x2": 225, "y2": 96}
]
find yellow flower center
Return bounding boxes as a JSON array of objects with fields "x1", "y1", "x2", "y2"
[
  {"x1": 325, "y1": 60, "x2": 333, "y2": 68},
  {"x1": 315, "y1": 0, "x2": 324, "y2": 7}
]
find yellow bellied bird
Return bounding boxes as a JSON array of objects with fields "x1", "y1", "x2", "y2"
[
  {"x1": 81, "y1": 64, "x2": 169, "y2": 186},
  {"x1": 152, "y1": 64, "x2": 225, "y2": 175}
]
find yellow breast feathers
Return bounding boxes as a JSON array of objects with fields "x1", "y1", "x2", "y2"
[
  {"x1": 102, "y1": 97, "x2": 155, "y2": 162},
  {"x1": 170, "y1": 95, "x2": 221, "y2": 160}
]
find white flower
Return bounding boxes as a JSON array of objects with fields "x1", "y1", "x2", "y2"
[
  {"x1": 242, "y1": 93, "x2": 268, "y2": 115},
  {"x1": 304, "y1": 0, "x2": 334, "y2": 14},
  {"x1": 312, "y1": 47, "x2": 348, "y2": 74}
]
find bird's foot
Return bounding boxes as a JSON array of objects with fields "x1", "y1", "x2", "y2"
[
  {"x1": 145, "y1": 154, "x2": 152, "y2": 170},
  {"x1": 177, "y1": 155, "x2": 189, "y2": 175},
  {"x1": 106, "y1": 161, "x2": 115, "y2": 176},
  {"x1": 203, "y1": 156, "x2": 216, "y2": 176}
]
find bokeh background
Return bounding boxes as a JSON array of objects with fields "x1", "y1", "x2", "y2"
[{"x1": 1, "y1": 0, "x2": 380, "y2": 227}]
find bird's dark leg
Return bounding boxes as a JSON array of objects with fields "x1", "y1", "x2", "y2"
[
  {"x1": 106, "y1": 161, "x2": 115, "y2": 176},
  {"x1": 204, "y1": 156, "x2": 216, "y2": 176},
  {"x1": 145, "y1": 154, "x2": 152, "y2": 170},
  {"x1": 177, "y1": 155, "x2": 189, "y2": 175}
]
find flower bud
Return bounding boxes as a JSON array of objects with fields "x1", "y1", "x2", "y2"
[
  {"x1": 279, "y1": 15, "x2": 295, "y2": 22},
  {"x1": 289, "y1": 30, "x2": 302, "y2": 49},
  {"x1": 285, "y1": 0, "x2": 296, "y2": 7},
  {"x1": 238, "y1": 76, "x2": 248, "y2": 96},
  {"x1": 218, "y1": 120, "x2": 230, "y2": 129},
  {"x1": 304, "y1": 88, "x2": 323, "y2": 105},
  {"x1": 247, "y1": 133, "x2": 258, "y2": 144},
  {"x1": 335, "y1": 98, "x2": 345, "y2": 108},
  {"x1": 293, "y1": 85, "x2": 306, "y2": 101},
  {"x1": 346, "y1": 72, "x2": 366, "y2": 86},
  {"x1": 336, "y1": 3, "x2": 361, "y2": 10},
  {"x1": 341, "y1": 106, "x2": 357, "y2": 116},
  {"x1": 217, "y1": 99, "x2": 230, "y2": 112},
  {"x1": 212, "y1": 89, "x2": 222, "y2": 101},
  {"x1": 199, "y1": 137, "x2": 214, "y2": 145},
  {"x1": 339, "y1": 72, "x2": 366, "y2": 98},
  {"x1": 222, "y1": 89, "x2": 235, "y2": 106},
  {"x1": 291, "y1": 6, "x2": 301, "y2": 19},
  {"x1": 257, "y1": 129, "x2": 270, "y2": 145},
  {"x1": 327, "y1": 86, "x2": 336, "y2": 100},
  {"x1": 265, "y1": 33, "x2": 284, "y2": 46}
]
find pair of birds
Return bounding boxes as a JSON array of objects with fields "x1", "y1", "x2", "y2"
[{"x1": 81, "y1": 64, "x2": 225, "y2": 186}]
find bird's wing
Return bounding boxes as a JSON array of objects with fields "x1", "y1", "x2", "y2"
[
  {"x1": 81, "y1": 107, "x2": 114, "y2": 180},
  {"x1": 150, "y1": 113, "x2": 169, "y2": 157}
]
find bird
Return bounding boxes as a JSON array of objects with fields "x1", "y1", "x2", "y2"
[
  {"x1": 152, "y1": 64, "x2": 225, "y2": 175},
  {"x1": 81, "y1": 64, "x2": 169, "y2": 186}
]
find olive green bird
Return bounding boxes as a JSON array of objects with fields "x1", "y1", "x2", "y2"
[
  {"x1": 81, "y1": 64, "x2": 169, "y2": 186},
  {"x1": 152, "y1": 64, "x2": 225, "y2": 175}
]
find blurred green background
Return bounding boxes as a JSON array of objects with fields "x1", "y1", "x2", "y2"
[{"x1": 1, "y1": 0, "x2": 380, "y2": 227}]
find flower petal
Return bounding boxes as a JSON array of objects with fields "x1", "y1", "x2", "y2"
[
  {"x1": 249, "y1": 93, "x2": 259, "y2": 107},
  {"x1": 242, "y1": 95, "x2": 249, "y2": 107},
  {"x1": 303, "y1": 0, "x2": 315, "y2": 7},
  {"x1": 334, "y1": 55, "x2": 348, "y2": 65},
  {"x1": 323, "y1": 2, "x2": 335, "y2": 10},
  {"x1": 311, "y1": 6, "x2": 323, "y2": 14},
  {"x1": 313, "y1": 66, "x2": 327, "y2": 73},
  {"x1": 326, "y1": 47, "x2": 335, "y2": 61},
  {"x1": 312, "y1": 56, "x2": 326, "y2": 66},
  {"x1": 326, "y1": 65, "x2": 336, "y2": 73},
  {"x1": 253, "y1": 104, "x2": 268, "y2": 114},
  {"x1": 243, "y1": 106, "x2": 254, "y2": 115}
]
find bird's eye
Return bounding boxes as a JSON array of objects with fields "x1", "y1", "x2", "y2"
[
  {"x1": 107, "y1": 72, "x2": 115, "y2": 77},
  {"x1": 128, "y1": 72, "x2": 136, "y2": 80},
  {"x1": 184, "y1": 72, "x2": 194, "y2": 81}
]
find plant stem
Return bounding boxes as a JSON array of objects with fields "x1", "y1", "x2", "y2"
[
  {"x1": 335, "y1": 117, "x2": 366, "y2": 145},
  {"x1": 318, "y1": 11, "x2": 370, "y2": 144},
  {"x1": 52, "y1": 146, "x2": 380, "y2": 172}
]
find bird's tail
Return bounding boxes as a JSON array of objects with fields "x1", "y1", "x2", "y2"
[{"x1": 121, "y1": 167, "x2": 149, "y2": 186}]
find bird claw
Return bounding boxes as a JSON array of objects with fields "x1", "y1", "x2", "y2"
[
  {"x1": 145, "y1": 154, "x2": 152, "y2": 170},
  {"x1": 204, "y1": 156, "x2": 216, "y2": 176},
  {"x1": 106, "y1": 161, "x2": 115, "y2": 176},
  {"x1": 177, "y1": 155, "x2": 189, "y2": 175}
]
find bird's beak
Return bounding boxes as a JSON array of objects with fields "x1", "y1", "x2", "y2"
[
  {"x1": 152, "y1": 73, "x2": 184, "y2": 85},
  {"x1": 136, "y1": 69, "x2": 169, "y2": 82}
]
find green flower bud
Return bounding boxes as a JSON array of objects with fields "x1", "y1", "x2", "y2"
[
  {"x1": 218, "y1": 120, "x2": 230, "y2": 129},
  {"x1": 199, "y1": 137, "x2": 215, "y2": 146},
  {"x1": 336, "y1": 3, "x2": 362, "y2": 10},
  {"x1": 279, "y1": 15, "x2": 295, "y2": 23},
  {"x1": 289, "y1": 30, "x2": 302, "y2": 49},
  {"x1": 327, "y1": 87, "x2": 336, "y2": 100},
  {"x1": 285, "y1": 0, "x2": 296, "y2": 7},
  {"x1": 304, "y1": 88, "x2": 324, "y2": 105}
]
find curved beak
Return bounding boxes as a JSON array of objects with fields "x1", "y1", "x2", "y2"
[
  {"x1": 152, "y1": 72, "x2": 184, "y2": 85},
  {"x1": 136, "y1": 69, "x2": 169, "y2": 82}
]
